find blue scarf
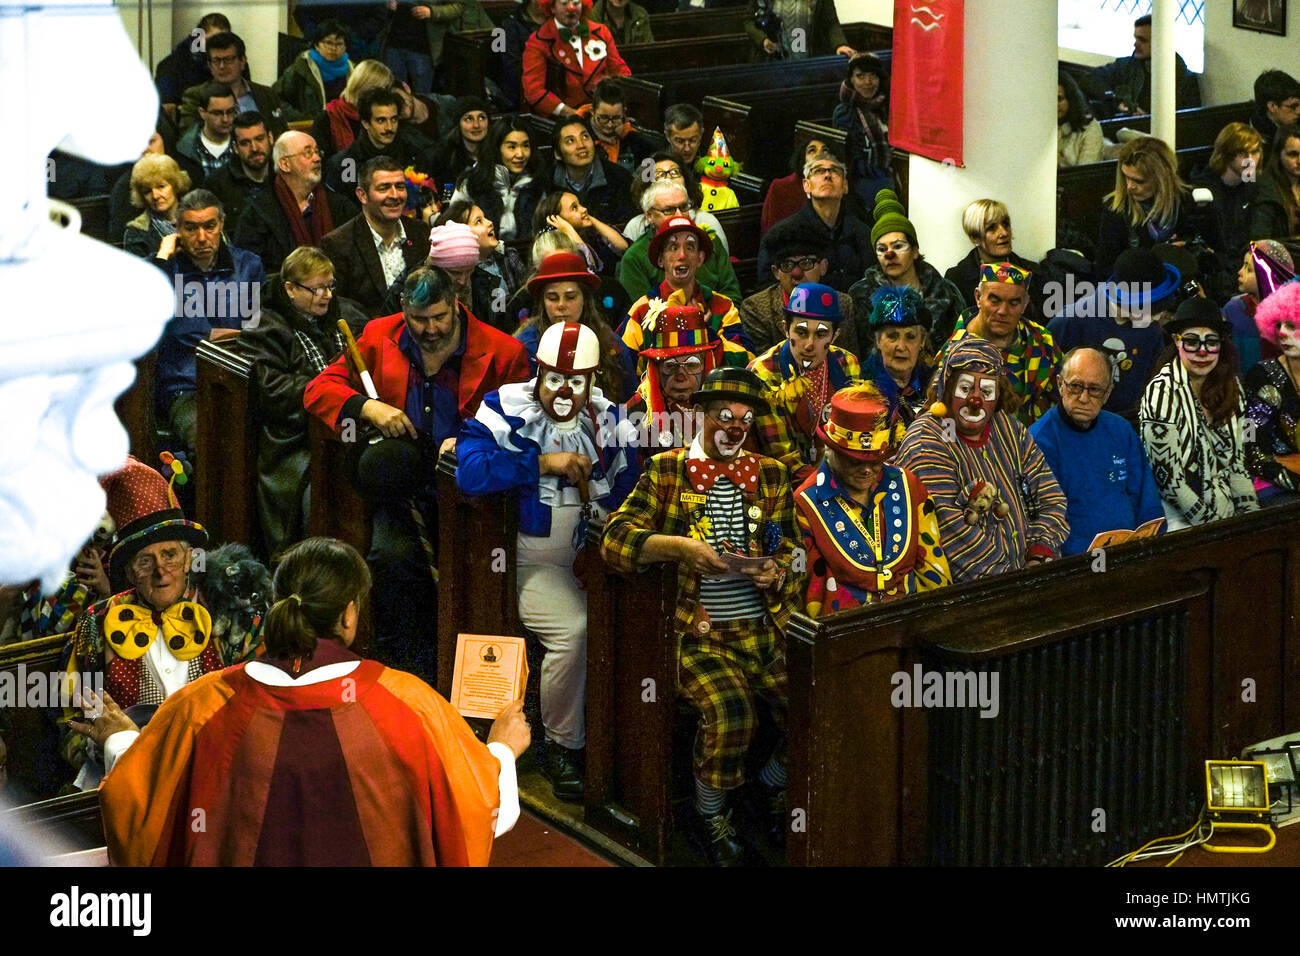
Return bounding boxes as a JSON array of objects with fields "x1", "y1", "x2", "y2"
[{"x1": 309, "y1": 49, "x2": 351, "y2": 84}]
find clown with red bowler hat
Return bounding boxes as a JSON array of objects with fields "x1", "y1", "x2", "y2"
[
  {"x1": 749, "y1": 281, "x2": 862, "y2": 484},
  {"x1": 795, "y1": 383, "x2": 951, "y2": 616}
]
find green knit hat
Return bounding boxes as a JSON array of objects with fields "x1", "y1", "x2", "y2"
[{"x1": 870, "y1": 188, "x2": 917, "y2": 248}]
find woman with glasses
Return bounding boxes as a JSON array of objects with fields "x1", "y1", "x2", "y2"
[
  {"x1": 123, "y1": 154, "x2": 190, "y2": 259},
  {"x1": 240, "y1": 246, "x2": 369, "y2": 556},
  {"x1": 1139, "y1": 298, "x2": 1259, "y2": 530},
  {"x1": 450, "y1": 116, "x2": 545, "y2": 241},
  {"x1": 275, "y1": 19, "x2": 355, "y2": 120}
]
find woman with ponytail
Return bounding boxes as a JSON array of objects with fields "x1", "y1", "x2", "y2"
[{"x1": 85, "y1": 537, "x2": 531, "y2": 866}]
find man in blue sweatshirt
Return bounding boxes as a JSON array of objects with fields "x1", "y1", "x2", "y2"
[{"x1": 1030, "y1": 347, "x2": 1164, "y2": 556}]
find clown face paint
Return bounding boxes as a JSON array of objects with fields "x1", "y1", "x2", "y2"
[
  {"x1": 703, "y1": 403, "x2": 754, "y2": 459},
  {"x1": 952, "y1": 372, "x2": 998, "y2": 438},
  {"x1": 539, "y1": 370, "x2": 591, "y2": 422},
  {"x1": 788, "y1": 318, "x2": 835, "y2": 370},
  {"x1": 1279, "y1": 322, "x2": 1300, "y2": 359}
]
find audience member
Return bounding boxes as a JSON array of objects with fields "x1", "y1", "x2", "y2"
[
  {"x1": 430, "y1": 96, "x2": 490, "y2": 191},
  {"x1": 303, "y1": 266, "x2": 529, "y2": 678},
  {"x1": 522, "y1": 0, "x2": 631, "y2": 118},
  {"x1": 1225, "y1": 240, "x2": 1292, "y2": 373},
  {"x1": 623, "y1": 153, "x2": 728, "y2": 253},
  {"x1": 591, "y1": 0, "x2": 652, "y2": 46},
  {"x1": 427, "y1": 221, "x2": 489, "y2": 318},
  {"x1": 275, "y1": 19, "x2": 354, "y2": 119},
  {"x1": 895, "y1": 338, "x2": 1068, "y2": 581},
  {"x1": 1247, "y1": 125, "x2": 1300, "y2": 242},
  {"x1": 944, "y1": 199, "x2": 1049, "y2": 317},
  {"x1": 154, "y1": 190, "x2": 266, "y2": 449},
  {"x1": 1250, "y1": 69, "x2": 1300, "y2": 155},
  {"x1": 795, "y1": 382, "x2": 949, "y2": 616},
  {"x1": 758, "y1": 154, "x2": 870, "y2": 294},
  {"x1": 1047, "y1": 248, "x2": 1176, "y2": 420},
  {"x1": 321, "y1": 156, "x2": 432, "y2": 319},
  {"x1": 451, "y1": 116, "x2": 546, "y2": 240},
  {"x1": 234, "y1": 130, "x2": 351, "y2": 273},
  {"x1": 739, "y1": 222, "x2": 858, "y2": 357},
  {"x1": 458, "y1": 321, "x2": 639, "y2": 800},
  {"x1": 1057, "y1": 68, "x2": 1104, "y2": 167},
  {"x1": 601, "y1": 367, "x2": 802, "y2": 866},
  {"x1": 155, "y1": 13, "x2": 231, "y2": 122},
  {"x1": 1139, "y1": 298, "x2": 1259, "y2": 530},
  {"x1": 205, "y1": 111, "x2": 274, "y2": 229},
  {"x1": 550, "y1": 115, "x2": 637, "y2": 225},
  {"x1": 582, "y1": 79, "x2": 659, "y2": 174},
  {"x1": 1030, "y1": 347, "x2": 1164, "y2": 555},
  {"x1": 1191, "y1": 123, "x2": 1262, "y2": 271},
  {"x1": 497, "y1": 0, "x2": 549, "y2": 111},
  {"x1": 663, "y1": 103, "x2": 705, "y2": 168},
  {"x1": 848, "y1": 190, "x2": 965, "y2": 345},
  {"x1": 180, "y1": 31, "x2": 293, "y2": 133},
  {"x1": 92, "y1": 537, "x2": 527, "y2": 866},
  {"x1": 175, "y1": 82, "x2": 237, "y2": 186},
  {"x1": 862, "y1": 286, "x2": 933, "y2": 425},
  {"x1": 122, "y1": 154, "x2": 189, "y2": 259},
  {"x1": 239, "y1": 247, "x2": 369, "y2": 556},
  {"x1": 437, "y1": 200, "x2": 527, "y2": 330},
  {"x1": 533, "y1": 189, "x2": 628, "y2": 279},
  {"x1": 311, "y1": 59, "x2": 395, "y2": 159},
  {"x1": 749, "y1": 282, "x2": 861, "y2": 482},
  {"x1": 940, "y1": 263, "x2": 1061, "y2": 426},
  {"x1": 1244, "y1": 279, "x2": 1300, "y2": 498},
  {"x1": 1088, "y1": 13, "x2": 1199, "y2": 116},
  {"x1": 761, "y1": 138, "x2": 834, "y2": 237},
  {"x1": 324, "y1": 87, "x2": 433, "y2": 215},
  {"x1": 109, "y1": 128, "x2": 169, "y2": 242},
  {"x1": 743, "y1": 0, "x2": 852, "y2": 60},
  {"x1": 832, "y1": 53, "x2": 892, "y2": 204},
  {"x1": 384, "y1": 0, "x2": 492, "y2": 95},
  {"x1": 618, "y1": 181, "x2": 741, "y2": 300}
]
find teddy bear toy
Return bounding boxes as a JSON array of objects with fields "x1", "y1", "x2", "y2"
[{"x1": 962, "y1": 480, "x2": 1010, "y2": 525}]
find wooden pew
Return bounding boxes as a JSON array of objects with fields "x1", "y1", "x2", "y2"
[
  {"x1": 0, "y1": 633, "x2": 71, "y2": 805},
  {"x1": 650, "y1": 6, "x2": 749, "y2": 39},
  {"x1": 703, "y1": 81, "x2": 847, "y2": 179},
  {"x1": 792, "y1": 119, "x2": 911, "y2": 208},
  {"x1": 115, "y1": 350, "x2": 158, "y2": 465},
  {"x1": 842, "y1": 22, "x2": 892, "y2": 53},
  {"x1": 306, "y1": 416, "x2": 371, "y2": 557},
  {"x1": 713, "y1": 203, "x2": 762, "y2": 261},
  {"x1": 3, "y1": 790, "x2": 106, "y2": 855},
  {"x1": 1098, "y1": 101, "x2": 1253, "y2": 149},
  {"x1": 194, "y1": 339, "x2": 260, "y2": 556},
  {"x1": 785, "y1": 503, "x2": 1300, "y2": 866}
]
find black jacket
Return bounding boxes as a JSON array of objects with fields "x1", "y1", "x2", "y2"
[
  {"x1": 324, "y1": 129, "x2": 435, "y2": 217},
  {"x1": 758, "y1": 201, "x2": 872, "y2": 294},
  {"x1": 944, "y1": 247, "x2": 1051, "y2": 320},
  {"x1": 551, "y1": 156, "x2": 637, "y2": 227},
  {"x1": 1247, "y1": 169, "x2": 1298, "y2": 243},
  {"x1": 205, "y1": 161, "x2": 274, "y2": 233},
  {"x1": 320, "y1": 213, "x2": 433, "y2": 317},
  {"x1": 232, "y1": 180, "x2": 354, "y2": 274}
]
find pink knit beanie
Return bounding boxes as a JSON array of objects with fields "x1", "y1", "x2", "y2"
[{"x1": 427, "y1": 222, "x2": 481, "y2": 270}]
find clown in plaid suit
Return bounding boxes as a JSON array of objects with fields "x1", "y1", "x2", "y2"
[{"x1": 601, "y1": 367, "x2": 801, "y2": 865}]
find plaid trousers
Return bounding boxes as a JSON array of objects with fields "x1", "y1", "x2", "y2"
[{"x1": 678, "y1": 616, "x2": 788, "y2": 790}]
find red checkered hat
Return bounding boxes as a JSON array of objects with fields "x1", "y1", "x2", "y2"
[{"x1": 537, "y1": 321, "x2": 600, "y2": 374}]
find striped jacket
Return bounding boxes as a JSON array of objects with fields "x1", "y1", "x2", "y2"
[
  {"x1": 894, "y1": 411, "x2": 1069, "y2": 582},
  {"x1": 941, "y1": 314, "x2": 1062, "y2": 426},
  {"x1": 600, "y1": 447, "x2": 802, "y2": 634},
  {"x1": 619, "y1": 281, "x2": 754, "y2": 372}
]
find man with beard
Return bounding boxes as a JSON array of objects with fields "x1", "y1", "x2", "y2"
[
  {"x1": 234, "y1": 130, "x2": 352, "y2": 273},
  {"x1": 749, "y1": 282, "x2": 861, "y2": 484},
  {"x1": 305, "y1": 266, "x2": 529, "y2": 679},
  {"x1": 322, "y1": 156, "x2": 433, "y2": 317},
  {"x1": 894, "y1": 338, "x2": 1068, "y2": 582},
  {"x1": 939, "y1": 263, "x2": 1062, "y2": 426},
  {"x1": 602, "y1": 367, "x2": 801, "y2": 866},
  {"x1": 324, "y1": 87, "x2": 433, "y2": 216},
  {"x1": 205, "y1": 112, "x2": 274, "y2": 228},
  {"x1": 458, "y1": 322, "x2": 639, "y2": 801}
]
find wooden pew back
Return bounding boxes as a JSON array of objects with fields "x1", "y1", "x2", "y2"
[
  {"x1": 194, "y1": 339, "x2": 260, "y2": 556},
  {"x1": 1098, "y1": 101, "x2": 1253, "y2": 149},
  {"x1": 0, "y1": 634, "x2": 71, "y2": 804}
]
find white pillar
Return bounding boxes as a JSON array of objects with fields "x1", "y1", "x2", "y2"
[
  {"x1": 904, "y1": 0, "x2": 1058, "y2": 270},
  {"x1": 1150, "y1": 0, "x2": 1176, "y2": 149}
]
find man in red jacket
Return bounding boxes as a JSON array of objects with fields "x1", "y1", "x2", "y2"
[
  {"x1": 522, "y1": 0, "x2": 630, "y2": 119},
  {"x1": 305, "y1": 265, "x2": 529, "y2": 678}
]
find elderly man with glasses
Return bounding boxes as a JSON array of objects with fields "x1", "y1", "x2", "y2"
[
  {"x1": 1030, "y1": 347, "x2": 1164, "y2": 555},
  {"x1": 616, "y1": 178, "x2": 742, "y2": 302},
  {"x1": 758, "y1": 154, "x2": 871, "y2": 294}
]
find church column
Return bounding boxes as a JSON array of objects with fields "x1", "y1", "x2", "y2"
[
  {"x1": 902, "y1": 0, "x2": 1058, "y2": 270},
  {"x1": 1150, "y1": 0, "x2": 1177, "y2": 149}
]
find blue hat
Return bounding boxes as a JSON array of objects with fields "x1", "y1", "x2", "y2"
[
  {"x1": 868, "y1": 286, "x2": 929, "y2": 331},
  {"x1": 784, "y1": 282, "x2": 841, "y2": 323}
]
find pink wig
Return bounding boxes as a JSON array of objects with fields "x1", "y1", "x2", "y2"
[{"x1": 1255, "y1": 280, "x2": 1300, "y2": 347}]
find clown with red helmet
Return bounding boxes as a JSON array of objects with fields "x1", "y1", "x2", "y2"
[
  {"x1": 522, "y1": 0, "x2": 630, "y2": 119},
  {"x1": 457, "y1": 320, "x2": 639, "y2": 802},
  {"x1": 795, "y1": 383, "x2": 951, "y2": 616}
]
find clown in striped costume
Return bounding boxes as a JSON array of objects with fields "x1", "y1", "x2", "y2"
[{"x1": 895, "y1": 338, "x2": 1068, "y2": 582}]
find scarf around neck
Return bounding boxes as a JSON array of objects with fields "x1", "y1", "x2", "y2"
[
  {"x1": 274, "y1": 174, "x2": 335, "y2": 248},
  {"x1": 309, "y1": 49, "x2": 351, "y2": 83}
]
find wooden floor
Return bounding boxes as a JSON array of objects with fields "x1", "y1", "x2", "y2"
[{"x1": 490, "y1": 809, "x2": 615, "y2": 867}]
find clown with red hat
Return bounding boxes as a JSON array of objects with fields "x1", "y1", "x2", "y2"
[
  {"x1": 749, "y1": 281, "x2": 863, "y2": 484},
  {"x1": 458, "y1": 320, "x2": 639, "y2": 802},
  {"x1": 795, "y1": 383, "x2": 951, "y2": 616}
]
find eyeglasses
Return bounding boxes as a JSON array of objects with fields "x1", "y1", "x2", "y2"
[
  {"x1": 292, "y1": 280, "x2": 336, "y2": 297},
  {"x1": 660, "y1": 355, "x2": 705, "y2": 376},
  {"x1": 776, "y1": 256, "x2": 820, "y2": 273},
  {"x1": 209, "y1": 54, "x2": 241, "y2": 66},
  {"x1": 592, "y1": 112, "x2": 625, "y2": 125},
  {"x1": 1061, "y1": 380, "x2": 1108, "y2": 399},
  {"x1": 131, "y1": 547, "x2": 188, "y2": 576},
  {"x1": 286, "y1": 146, "x2": 321, "y2": 160},
  {"x1": 652, "y1": 202, "x2": 693, "y2": 216},
  {"x1": 875, "y1": 240, "x2": 911, "y2": 255},
  {"x1": 806, "y1": 165, "x2": 844, "y2": 179},
  {"x1": 653, "y1": 167, "x2": 684, "y2": 181},
  {"x1": 318, "y1": 37, "x2": 347, "y2": 49},
  {"x1": 1178, "y1": 333, "x2": 1221, "y2": 353}
]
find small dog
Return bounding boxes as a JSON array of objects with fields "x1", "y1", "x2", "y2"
[{"x1": 197, "y1": 543, "x2": 271, "y2": 663}]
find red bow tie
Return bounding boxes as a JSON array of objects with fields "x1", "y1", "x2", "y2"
[{"x1": 686, "y1": 454, "x2": 760, "y2": 494}]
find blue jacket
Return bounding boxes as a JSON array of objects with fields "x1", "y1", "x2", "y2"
[
  {"x1": 457, "y1": 385, "x2": 641, "y2": 537},
  {"x1": 1029, "y1": 404, "x2": 1164, "y2": 556},
  {"x1": 153, "y1": 241, "x2": 265, "y2": 412}
]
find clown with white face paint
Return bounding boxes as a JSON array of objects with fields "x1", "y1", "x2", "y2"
[
  {"x1": 458, "y1": 321, "x2": 639, "y2": 802},
  {"x1": 749, "y1": 282, "x2": 862, "y2": 484},
  {"x1": 895, "y1": 338, "x2": 1068, "y2": 582},
  {"x1": 1244, "y1": 279, "x2": 1300, "y2": 495}
]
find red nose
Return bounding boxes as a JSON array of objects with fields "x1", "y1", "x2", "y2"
[
  {"x1": 966, "y1": 394, "x2": 984, "y2": 409},
  {"x1": 558, "y1": 386, "x2": 573, "y2": 400},
  {"x1": 725, "y1": 425, "x2": 745, "y2": 443}
]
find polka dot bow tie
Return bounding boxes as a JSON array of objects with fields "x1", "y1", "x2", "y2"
[
  {"x1": 103, "y1": 601, "x2": 213, "y2": 662},
  {"x1": 686, "y1": 454, "x2": 760, "y2": 494}
]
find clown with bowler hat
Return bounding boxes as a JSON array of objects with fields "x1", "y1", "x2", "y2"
[{"x1": 795, "y1": 383, "x2": 950, "y2": 616}]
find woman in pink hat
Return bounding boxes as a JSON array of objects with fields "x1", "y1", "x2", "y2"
[{"x1": 795, "y1": 383, "x2": 950, "y2": 616}]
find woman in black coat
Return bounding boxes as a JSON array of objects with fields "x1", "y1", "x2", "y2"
[{"x1": 449, "y1": 115, "x2": 546, "y2": 241}]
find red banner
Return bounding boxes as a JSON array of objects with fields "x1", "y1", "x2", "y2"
[{"x1": 889, "y1": 0, "x2": 964, "y2": 167}]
